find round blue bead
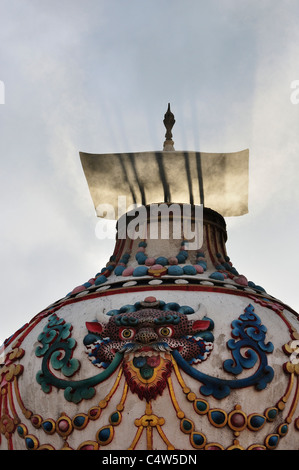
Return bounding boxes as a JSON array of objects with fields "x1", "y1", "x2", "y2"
[
  {"x1": 98, "y1": 427, "x2": 111, "y2": 442},
  {"x1": 94, "y1": 275, "x2": 107, "y2": 285},
  {"x1": 42, "y1": 421, "x2": 54, "y2": 432},
  {"x1": 155, "y1": 256, "x2": 168, "y2": 266},
  {"x1": 74, "y1": 415, "x2": 86, "y2": 427},
  {"x1": 167, "y1": 265, "x2": 184, "y2": 276},
  {"x1": 209, "y1": 272, "x2": 225, "y2": 281},
  {"x1": 133, "y1": 266, "x2": 148, "y2": 277},
  {"x1": 176, "y1": 253, "x2": 187, "y2": 263},
  {"x1": 83, "y1": 282, "x2": 92, "y2": 288},
  {"x1": 183, "y1": 265, "x2": 197, "y2": 275},
  {"x1": 135, "y1": 252, "x2": 147, "y2": 264},
  {"x1": 114, "y1": 265, "x2": 125, "y2": 276},
  {"x1": 25, "y1": 437, "x2": 35, "y2": 449}
]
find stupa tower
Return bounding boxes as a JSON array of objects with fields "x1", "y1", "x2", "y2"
[{"x1": 0, "y1": 106, "x2": 298, "y2": 450}]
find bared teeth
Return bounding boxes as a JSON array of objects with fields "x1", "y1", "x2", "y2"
[
  {"x1": 126, "y1": 350, "x2": 162, "y2": 359},
  {"x1": 134, "y1": 350, "x2": 154, "y2": 357},
  {"x1": 125, "y1": 348, "x2": 169, "y2": 362}
]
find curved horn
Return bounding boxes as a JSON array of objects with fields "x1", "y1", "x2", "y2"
[
  {"x1": 95, "y1": 309, "x2": 111, "y2": 323},
  {"x1": 188, "y1": 303, "x2": 208, "y2": 321},
  {"x1": 188, "y1": 304, "x2": 211, "y2": 333}
]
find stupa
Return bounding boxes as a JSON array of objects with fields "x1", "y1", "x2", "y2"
[{"x1": 1, "y1": 105, "x2": 299, "y2": 450}]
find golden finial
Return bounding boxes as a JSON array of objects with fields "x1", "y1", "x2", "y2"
[{"x1": 163, "y1": 103, "x2": 175, "y2": 151}]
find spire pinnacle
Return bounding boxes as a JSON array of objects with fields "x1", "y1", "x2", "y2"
[{"x1": 163, "y1": 103, "x2": 175, "y2": 151}]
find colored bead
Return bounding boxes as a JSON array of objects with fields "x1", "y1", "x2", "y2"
[
  {"x1": 183, "y1": 265, "x2": 197, "y2": 275},
  {"x1": 140, "y1": 365, "x2": 154, "y2": 380},
  {"x1": 71, "y1": 285, "x2": 86, "y2": 294},
  {"x1": 180, "y1": 418, "x2": 194, "y2": 433},
  {"x1": 135, "y1": 252, "x2": 147, "y2": 264},
  {"x1": 176, "y1": 253, "x2": 187, "y2": 263},
  {"x1": 248, "y1": 414, "x2": 266, "y2": 431},
  {"x1": 234, "y1": 275, "x2": 248, "y2": 286},
  {"x1": 150, "y1": 264, "x2": 164, "y2": 270},
  {"x1": 265, "y1": 434, "x2": 279, "y2": 449},
  {"x1": 31, "y1": 415, "x2": 41, "y2": 427},
  {"x1": 88, "y1": 407, "x2": 101, "y2": 420},
  {"x1": 73, "y1": 415, "x2": 88, "y2": 429},
  {"x1": 42, "y1": 420, "x2": 55, "y2": 434},
  {"x1": 133, "y1": 356, "x2": 147, "y2": 368},
  {"x1": 115, "y1": 265, "x2": 125, "y2": 276},
  {"x1": 147, "y1": 356, "x2": 160, "y2": 368},
  {"x1": 94, "y1": 275, "x2": 107, "y2": 285},
  {"x1": 17, "y1": 424, "x2": 27, "y2": 437},
  {"x1": 209, "y1": 272, "x2": 225, "y2": 281},
  {"x1": 109, "y1": 411, "x2": 121, "y2": 425},
  {"x1": 155, "y1": 256, "x2": 168, "y2": 266},
  {"x1": 193, "y1": 264, "x2": 204, "y2": 273},
  {"x1": 191, "y1": 432, "x2": 206, "y2": 449},
  {"x1": 278, "y1": 423, "x2": 288, "y2": 436},
  {"x1": 144, "y1": 296, "x2": 157, "y2": 302},
  {"x1": 167, "y1": 265, "x2": 184, "y2": 276},
  {"x1": 133, "y1": 266, "x2": 148, "y2": 277},
  {"x1": 209, "y1": 410, "x2": 227, "y2": 427},
  {"x1": 79, "y1": 444, "x2": 97, "y2": 450},
  {"x1": 194, "y1": 400, "x2": 209, "y2": 414},
  {"x1": 265, "y1": 407, "x2": 278, "y2": 421},
  {"x1": 96, "y1": 425, "x2": 114, "y2": 445},
  {"x1": 58, "y1": 419, "x2": 69, "y2": 432},
  {"x1": 25, "y1": 437, "x2": 35, "y2": 449},
  {"x1": 197, "y1": 261, "x2": 207, "y2": 270},
  {"x1": 122, "y1": 267, "x2": 134, "y2": 276},
  {"x1": 230, "y1": 412, "x2": 246, "y2": 428},
  {"x1": 25, "y1": 435, "x2": 39, "y2": 450}
]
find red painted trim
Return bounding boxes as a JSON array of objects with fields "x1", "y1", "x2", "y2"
[
  {"x1": 220, "y1": 232, "x2": 227, "y2": 258},
  {"x1": 212, "y1": 225, "x2": 220, "y2": 258},
  {"x1": 39, "y1": 283, "x2": 299, "y2": 317},
  {"x1": 5, "y1": 281, "x2": 298, "y2": 349}
]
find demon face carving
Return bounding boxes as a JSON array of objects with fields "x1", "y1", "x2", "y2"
[{"x1": 84, "y1": 299, "x2": 214, "y2": 401}]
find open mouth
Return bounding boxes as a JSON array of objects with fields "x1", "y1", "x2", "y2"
[
  {"x1": 122, "y1": 344, "x2": 173, "y2": 400},
  {"x1": 121, "y1": 341, "x2": 172, "y2": 356},
  {"x1": 124, "y1": 347, "x2": 171, "y2": 367}
]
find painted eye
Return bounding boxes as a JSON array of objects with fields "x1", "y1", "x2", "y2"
[
  {"x1": 157, "y1": 326, "x2": 173, "y2": 337},
  {"x1": 119, "y1": 328, "x2": 135, "y2": 340}
]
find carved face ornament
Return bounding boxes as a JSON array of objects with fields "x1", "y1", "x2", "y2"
[{"x1": 85, "y1": 303, "x2": 213, "y2": 401}]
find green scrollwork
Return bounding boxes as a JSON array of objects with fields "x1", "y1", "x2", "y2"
[{"x1": 35, "y1": 313, "x2": 123, "y2": 404}]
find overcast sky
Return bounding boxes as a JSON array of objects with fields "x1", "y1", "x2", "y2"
[{"x1": 1, "y1": 0, "x2": 299, "y2": 344}]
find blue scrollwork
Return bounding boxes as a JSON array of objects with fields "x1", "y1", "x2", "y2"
[
  {"x1": 36, "y1": 303, "x2": 274, "y2": 404},
  {"x1": 224, "y1": 303, "x2": 274, "y2": 374},
  {"x1": 173, "y1": 304, "x2": 274, "y2": 399}
]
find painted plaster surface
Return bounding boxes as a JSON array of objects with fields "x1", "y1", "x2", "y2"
[{"x1": 1, "y1": 209, "x2": 298, "y2": 450}]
